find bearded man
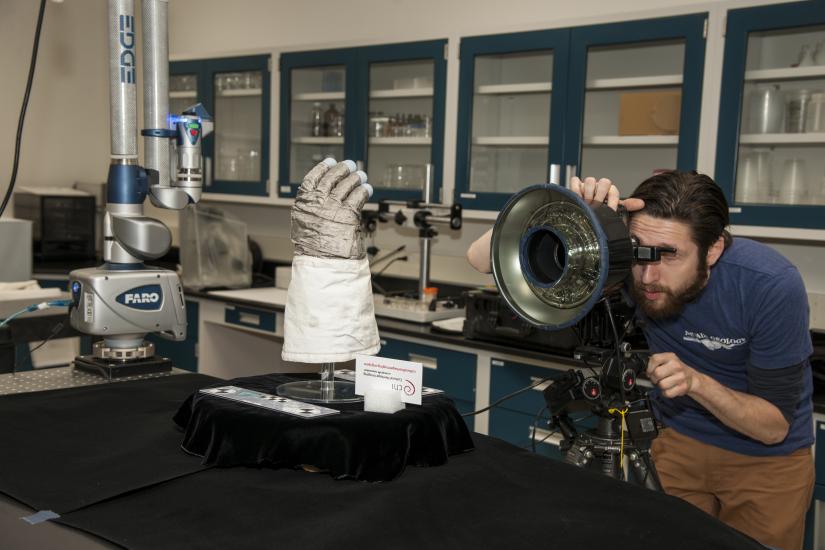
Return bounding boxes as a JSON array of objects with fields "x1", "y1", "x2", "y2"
[{"x1": 466, "y1": 171, "x2": 814, "y2": 550}]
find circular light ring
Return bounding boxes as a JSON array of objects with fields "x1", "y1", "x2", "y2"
[{"x1": 491, "y1": 184, "x2": 627, "y2": 330}]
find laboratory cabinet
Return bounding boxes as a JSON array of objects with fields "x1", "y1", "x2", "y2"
[
  {"x1": 455, "y1": 13, "x2": 707, "y2": 210},
  {"x1": 377, "y1": 337, "x2": 476, "y2": 430},
  {"x1": 715, "y1": 0, "x2": 825, "y2": 229},
  {"x1": 169, "y1": 55, "x2": 271, "y2": 197},
  {"x1": 146, "y1": 299, "x2": 199, "y2": 372},
  {"x1": 278, "y1": 40, "x2": 448, "y2": 202}
]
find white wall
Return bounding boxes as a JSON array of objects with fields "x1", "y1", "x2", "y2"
[{"x1": 0, "y1": 0, "x2": 109, "y2": 192}]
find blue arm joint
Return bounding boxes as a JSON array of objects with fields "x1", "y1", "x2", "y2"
[{"x1": 107, "y1": 164, "x2": 148, "y2": 205}]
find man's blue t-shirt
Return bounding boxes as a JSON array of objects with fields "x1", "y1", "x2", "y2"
[{"x1": 643, "y1": 237, "x2": 813, "y2": 456}]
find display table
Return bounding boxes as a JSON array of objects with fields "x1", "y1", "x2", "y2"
[
  {"x1": 174, "y1": 373, "x2": 474, "y2": 481},
  {"x1": 0, "y1": 373, "x2": 762, "y2": 549}
]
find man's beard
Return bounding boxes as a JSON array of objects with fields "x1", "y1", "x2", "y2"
[{"x1": 631, "y1": 258, "x2": 709, "y2": 320}]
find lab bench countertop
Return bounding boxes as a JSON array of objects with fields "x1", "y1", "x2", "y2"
[{"x1": 188, "y1": 286, "x2": 583, "y2": 368}]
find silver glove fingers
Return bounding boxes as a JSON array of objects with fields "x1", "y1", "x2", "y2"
[
  {"x1": 330, "y1": 170, "x2": 367, "y2": 202},
  {"x1": 299, "y1": 157, "x2": 337, "y2": 193},
  {"x1": 316, "y1": 160, "x2": 357, "y2": 196},
  {"x1": 343, "y1": 182, "x2": 372, "y2": 211}
]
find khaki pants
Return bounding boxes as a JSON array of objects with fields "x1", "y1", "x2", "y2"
[{"x1": 651, "y1": 428, "x2": 814, "y2": 550}]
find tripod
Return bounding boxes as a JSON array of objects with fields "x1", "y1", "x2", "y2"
[
  {"x1": 544, "y1": 360, "x2": 663, "y2": 491},
  {"x1": 561, "y1": 413, "x2": 662, "y2": 491}
]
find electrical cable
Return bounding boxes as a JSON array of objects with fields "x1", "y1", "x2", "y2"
[
  {"x1": 369, "y1": 245, "x2": 406, "y2": 268},
  {"x1": 13, "y1": 321, "x2": 64, "y2": 375},
  {"x1": 0, "y1": 299, "x2": 73, "y2": 330},
  {"x1": 462, "y1": 376, "x2": 555, "y2": 417},
  {"x1": 603, "y1": 297, "x2": 624, "y2": 401},
  {"x1": 531, "y1": 406, "x2": 548, "y2": 453},
  {"x1": 1, "y1": 0, "x2": 47, "y2": 218},
  {"x1": 371, "y1": 256, "x2": 408, "y2": 279}
]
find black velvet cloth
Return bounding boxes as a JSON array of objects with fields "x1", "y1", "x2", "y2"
[
  {"x1": 56, "y1": 434, "x2": 763, "y2": 550},
  {"x1": 173, "y1": 373, "x2": 475, "y2": 481},
  {"x1": 0, "y1": 373, "x2": 218, "y2": 513}
]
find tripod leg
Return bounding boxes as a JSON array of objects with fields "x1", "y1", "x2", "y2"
[{"x1": 628, "y1": 448, "x2": 663, "y2": 491}]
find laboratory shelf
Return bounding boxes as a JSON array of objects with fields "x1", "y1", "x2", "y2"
[
  {"x1": 369, "y1": 137, "x2": 431, "y2": 145},
  {"x1": 370, "y1": 88, "x2": 434, "y2": 98},
  {"x1": 582, "y1": 135, "x2": 679, "y2": 146},
  {"x1": 292, "y1": 91, "x2": 346, "y2": 101},
  {"x1": 475, "y1": 82, "x2": 553, "y2": 95},
  {"x1": 739, "y1": 133, "x2": 825, "y2": 145},
  {"x1": 218, "y1": 88, "x2": 263, "y2": 97},
  {"x1": 169, "y1": 91, "x2": 197, "y2": 99},
  {"x1": 292, "y1": 136, "x2": 345, "y2": 144},
  {"x1": 584, "y1": 74, "x2": 683, "y2": 90},
  {"x1": 744, "y1": 66, "x2": 825, "y2": 82},
  {"x1": 472, "y1": 136, "x2": 550, "y2": 146}
]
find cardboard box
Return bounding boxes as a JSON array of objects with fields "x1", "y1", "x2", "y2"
[{"x1": 618, "y1": 91, "x2": 682, "y2": 135}]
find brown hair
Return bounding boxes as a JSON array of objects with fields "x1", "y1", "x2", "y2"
[{"x1": 630, "y1": 170, "x2": 732, "y2": 257}]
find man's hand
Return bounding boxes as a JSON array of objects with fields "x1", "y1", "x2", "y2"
[
  {"x1": 647, "y1": 351, "x2": 791, "y2": 445},
  {"x1": 569, "y1": 176, "x2": 645, "y2": 213},
  {"x1": 646, "y1": 352, "x2": 703, "y2": 399},
  {"x1": 291, "y1": 158, "x2": 373, "y2": 259}
]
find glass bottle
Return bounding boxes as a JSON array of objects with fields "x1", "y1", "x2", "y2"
[
  {"x1": 311, "y1": 102, "x2": 323, "y2": 137},
  {"x1": 324, "y1": 104, "x2": 341, "y2": 138},
  {"x1": 331, "y1": 109, "x2": 344, "y2": 138}
]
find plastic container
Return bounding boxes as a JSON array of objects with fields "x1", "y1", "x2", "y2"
[
  {"x1": 805, "y1": 92, "x2": 825, "y2": 133},
  {"x1": 785, "y1": 89, "x2": 811, "y2": 133},
  {"x1": 747, "y1": 86, "x2": 783, "y2": 134},
  {"x1": 180, "y1": 205, "x2": 252, "y2": 290}
]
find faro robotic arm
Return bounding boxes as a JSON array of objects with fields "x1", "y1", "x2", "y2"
[{"x1": 68, "y1": 0, "x2": 210, "y2": 374}]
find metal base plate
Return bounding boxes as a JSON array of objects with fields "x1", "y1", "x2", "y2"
[
  {"x1": 276, "y1": 380, "x2": 363, "y2": 404},
  {"x1": 74, "y1": 355, "x2": 173, "y2": 379}
]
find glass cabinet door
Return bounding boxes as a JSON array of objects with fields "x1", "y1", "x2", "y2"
[
  {"x1": 288, "y1": 65, "x2": 347, "y2": 183},
  {"x1": 456, "y1": 30, "x2": 570, "y2": 210},
  {"x1": 566, "y1": 15, "x2": 707, "y2": 198},
  {"x1": 470, "y1": 51, "x2": 554, "y2": 193},
  {"x1": 169, "y1": 73, "x2": 198, "y2": 118},
  {"x1": 213, "y1": 69, "x2": 265, "y2": 184},
  {"x1": 717, "y1": 1, "x2": 825, "y2": 228},
  {"x1": 367, "y1": 59, "x2": 435, "y2": 194},
  {"x1": 172, "y1": 55, "x2": 270, "y2": 197},
  {"x1": 280, "y1": 41, "x2": 446, "y2": 201}
]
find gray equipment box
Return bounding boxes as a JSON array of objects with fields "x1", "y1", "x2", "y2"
[{"x1": 0, "y1": 218, "x2": 33, "y2": 282}]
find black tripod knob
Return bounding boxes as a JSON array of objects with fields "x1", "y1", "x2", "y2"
[{"x1": 582, "y1": 377, "x2": 601, "y2": 400}]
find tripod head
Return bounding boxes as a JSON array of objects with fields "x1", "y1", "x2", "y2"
[{"x1": 540, "y1": 298, "x2": 661, "y2": 490}]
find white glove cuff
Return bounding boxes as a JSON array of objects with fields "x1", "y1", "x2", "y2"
[{"x1": 282, "y1": 255, "x2": 380, "y2": 363}]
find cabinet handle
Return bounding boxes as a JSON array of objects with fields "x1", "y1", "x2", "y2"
[
  {"x1": 564, "y1": 164, "x2": 577, "y2": 188},
  {"x1": 238, "y1": 312, "x2": 261, "y2": 326},
  {"x1": 529, "y1": 376, "x2": 554, "y2": 391},
  {"x1": 409, "y1": 353, "x2": 437, "y2": 370},
  {"x1": 548, "y1": 164, "x2": 561, "y2": 185},
  {"x1": 530, "y1": 426, "x2": 562, "y2": 446}
]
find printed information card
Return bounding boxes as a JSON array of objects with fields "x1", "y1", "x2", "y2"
[{"x1": 355, "y1": 355, "x2": 424, "y2": 405}]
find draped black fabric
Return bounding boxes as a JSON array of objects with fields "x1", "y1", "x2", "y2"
[
  {"x1": 0, "y1": 373, "x2": 218, "y2": 513},
  {"x1": 173, "y1": 373, "x2": 475, "y2": 481},
  {"x1": 56, "y1": 434, "x2": 763, "y2": 550}
]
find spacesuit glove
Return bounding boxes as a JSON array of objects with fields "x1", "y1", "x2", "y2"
[{"x1": 291, "y1": 158, "x2": 373, "y2": 259}]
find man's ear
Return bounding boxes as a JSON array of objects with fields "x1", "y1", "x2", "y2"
[{"x1": 706, "y1": 234, "x2": 726, "y2": 267}]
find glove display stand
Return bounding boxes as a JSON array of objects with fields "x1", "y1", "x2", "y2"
[{"x1": 276, "y1": 362, "x2": 361, "y2": 403}]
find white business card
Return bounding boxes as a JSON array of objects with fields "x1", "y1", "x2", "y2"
[{"x1": 355, "y1": 355, "x2": 424, "y2": 405}]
